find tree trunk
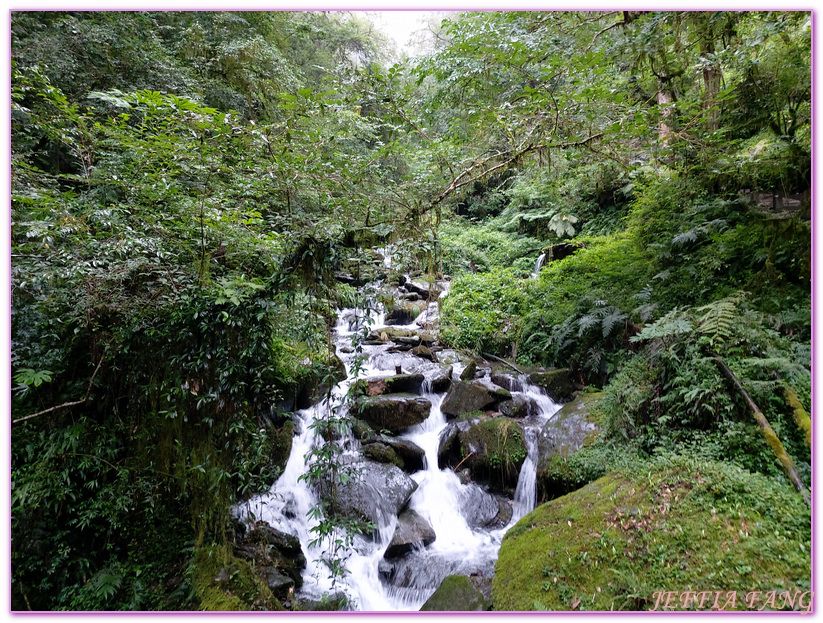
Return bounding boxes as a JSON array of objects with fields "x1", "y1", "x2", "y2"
[
  {"x1": 657, "y1": 88, "x2": 673, "y2": 146},
  {"x1": 715, "y1": 358, "x2": 810, "y2": 505}
]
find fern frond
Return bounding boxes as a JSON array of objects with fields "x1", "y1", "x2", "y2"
[{"x1": 602, "y1": 310, "x2": 627, "y2": 338}]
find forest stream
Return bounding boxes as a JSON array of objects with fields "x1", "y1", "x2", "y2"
[{"x1": 237, "y1": 265, "x2": 560, "y2": 610}]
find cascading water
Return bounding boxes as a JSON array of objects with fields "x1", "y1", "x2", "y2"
[
  {"x1": 532, "y1": 252, "x2": 547, "y2": 278},
  {"x1": 236, "y1": 287, "x2": 561, "y2": 611}
]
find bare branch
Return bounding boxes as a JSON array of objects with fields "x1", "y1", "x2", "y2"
[{"x1": 13, "y1": 356, "x2": 105, "y2": 424}]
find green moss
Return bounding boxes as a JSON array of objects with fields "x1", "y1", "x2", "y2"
[
  {"x1": 460, "y1": 418, "x2": 527, "y2": 488},
  {"x1": 457, "y1": 409, "x2": 487, "y2": 421},
  {"x1": 420, "y1": 574, "x2": 490, "y2": 611},
  {"x1": 191, "y1": 545, "x2": 284, "y2": 611},
  {"x1": 494, "y1": 456, "x2": 810, "y2": 611}
]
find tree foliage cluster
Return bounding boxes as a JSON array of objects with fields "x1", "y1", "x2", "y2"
[{"x1": 432, "y1": 11, "x2": 810, "y2": 504}]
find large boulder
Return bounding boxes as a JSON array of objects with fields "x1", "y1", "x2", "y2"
[
  {"x1": 456, "y1": 418, "x2": 527, "y2": 491},
  {"x1": 235, "y1": 522, "x2": 306, "y2": 589},
  {"x1": 528, "y1": 368, "x2": 576, "y2": 402},
  {"x1": 362, "y1": 442, "x2": 403, "y2": 468},
  {"x1": 420, "y1": 575, "x2": 491, "y2": 611},
  {"x1": 499, "y1": 394, "x2": 539, "y2": 419},
  {"x1": 430, "y1": 367, "x2": 453, "y2": 393},
  {"x1": 493, "y1": 458, "x2": 811, "y2": 611},
  {"x1": 458, "y1": 484, "x2": 512, "y2": 530},
  {"x1": 357, "y1": 374, "x2": 425, "y2": 397},
  {"x1": 536, "y1": 392, "x2": 602, "y2": 501},
  {"x1": 384, "y1": 509, "x2": 437, "y2": 559},
  {"x1": 383, "y1": 437, "x2": 426, "y2": 472},
  {"x1": 337, "y1": 460, "x2": 419, "y2": 528},
  {"x1": 440, "y1": 381, "x2": 498, "y2": 418},
  {"x1": 355, "y1": 393, "x2": 432, "y2": 434},
  {"x1": 362, "y1": 437, "x2": 426, "y2": 473}
]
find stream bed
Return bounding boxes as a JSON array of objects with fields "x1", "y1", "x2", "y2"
[{"x1": 237, "y1": 286, "x2": 561, "y2": 611}]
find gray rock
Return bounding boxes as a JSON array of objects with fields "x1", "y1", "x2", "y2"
[
  {"x1": 528, "y1": 368, "x2": 576, "y2": 402},
  {"x1": 260, "y1": 566, "x2": 295, "y2": 598},
  {"x1": 382, "y1": 437, "x2": 426, "y2": 472},
  {"x1": 536, "y1": 393, "x2": 600, "y2": 464},
  {"x1": 460, "y1": 359, "x2": 478, "y2": 381},
  {"x1": 355, "y1": 393, "x2": 432, "y2": 434},
  {"x1": 384, "y1": 509, "x2": 436, "y2": 559},
  {"x1": 420, "y1": 574, "x2": 490, "y2": 611},
  {"x1": 440, "y1": 381, "x2": 498, "y2": 418},
  {"x1": 499, "y1": 394, "x2": 538, "y2": 419},
  {"x1": 430, "y1": 367, "x2": 453, "y2": 393},
  {"x1": 459, "y1": 484, "x2": 502, "y2": 530},
  {"x1": 337, "y1": 460, "x2": 419, "y2": 528}
]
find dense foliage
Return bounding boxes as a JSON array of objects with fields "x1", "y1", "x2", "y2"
[{"x1": 11, "y1": 9, "x2": 810, "y2": 611}]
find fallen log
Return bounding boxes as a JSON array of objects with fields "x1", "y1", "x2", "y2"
[{"x1": 715, "y1": 358, "x2": 809, "y2": 505}]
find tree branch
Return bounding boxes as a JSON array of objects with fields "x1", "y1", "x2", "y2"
[
  {"x1": 714, "y1": 357, "x2": 809, "y2": 505},
  {"x1": 13, "y1": 356, "x2": 105, "y2": 424}
]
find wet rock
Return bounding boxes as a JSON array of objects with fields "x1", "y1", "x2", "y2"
[
  {"x1": 419, "y1": 331, "x2": 437, "y2": 346},
  {"x1": 499, "y1": 394, "x2": 538, "y2": 419},
  {"x1": 459, "y1": 484, "x2": 503, "y2": 529},
  {"x1": 536, "y1": 392, "x2": 603, "y2": 500},
  {"x1": 460, "y1": 359, "x2": 478, "y2": 381},
  {"x1": 440, "y1": 381, "x2": 498, "y2": 418},
  {"x1": 437, "y1": 420, "x2": 472, "y2": 468},
  {"x1": 456, "y1": 418, "x2": 527, "y2": 491},
  {"x1": 405, "y1": 279, "x2": 431, "y2": 298},
  {"x1": 430, "y1": 366, "x2": 453, "y2": 393},
  {"x1": 362, "y1": 441, "x2": 403, "y2": 468},
  {"x1": 402, "y1": 291, "x2": 422, "y2": 302},
  {"x1": 236, "y1": 522, "x2": 306, "y2": 588},
  {"x1": 420, "y1": 574, "x2": 490, "y2": 611},
  {"x1": 528, "y1": 368, "x2": 576, "y2": 402},
  {"x1": 490, "y1": 371, "x2": 525, "y2": 392},
  {"x1": 382, "y1": 437, "x2": 425, "y2": 472},
  {"x1": 384, "y1": 509, "x2": 436, "y2": 559},
  {"x1": 412, "y1": 345, "x2": 436, "y2": 362},
  {"x1": 259, "y1": 566, "x2": 294, "y2": 599},
  {"x1": 385, "y1": 374, "x2": 425, "y2": 394},
  {"x1": 295, "y1": 592, "x2": 348, "y2": 611},
  {"x1": 351, "y1": 418, "x2": 376, "y2": 443},
  {"x1": 337, "y1": 460, "x2": 419, "y2": 528},
  {"x1": 385, "y1": 301, "x2": 425, "y2": 325},
  {"x1": 355, "y1": 393, "x2": 432, "y2": 434},
  {"x1": 245, "y1": 523, "x2": 303, "y2": 560}
]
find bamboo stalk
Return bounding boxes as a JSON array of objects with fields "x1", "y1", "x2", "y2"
[{"x1": 715, "y1": 358, "x2": 810, "y2": 505}]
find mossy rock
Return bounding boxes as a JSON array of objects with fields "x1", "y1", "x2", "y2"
[
  {"x1": 536, "y1": 391, "x2": 603, "y2": 501},
  {"x1": 191, "y1": 545, "x2": 284, "y2": 611},
  {"x1": 355, "y1": 393, "x2": 432, "y2": 434},
  {"x1": 362, "y1": 441, "x2": 404, "y2": 468},
  {"x1": 528, "y1": 368, "x2": 576, "y2": 402},
  {"x1": 271, "y1": 420, "x2": 295, "y2": 473},
  {"x1": 493, "y1": 457, "x2": 811, "y2": 611},
  {"x1": 458, "y1": 418, "x2": 527, "y2": 490},
  {"x1": 420, "y1": 574, "x2": 491, "y2": 611},
  {"x1": 460, "y1": 359, "x2": 478, "y2": 381},
  {"x1": 441, "y1": 381, "x2": 499, "y2": 418}
]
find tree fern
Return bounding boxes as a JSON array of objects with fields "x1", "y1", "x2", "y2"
[
  {"x1": 629, "y1": 308, "x2": 693, "y2": 343},
  {"x1": 695, "y1": 292, "x2": 748, "y2": 346}
]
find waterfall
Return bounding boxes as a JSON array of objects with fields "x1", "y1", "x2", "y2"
[
  {"x1": 532, "y1": 252, "x2": 546, "y2": 278},
  {"x1": 236, "y1": 289, "x2": 561, "y2": 611}
]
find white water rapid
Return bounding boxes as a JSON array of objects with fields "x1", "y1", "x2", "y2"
[{"x1": 237, "y1": 292, "x2": 560, "y2": 611}]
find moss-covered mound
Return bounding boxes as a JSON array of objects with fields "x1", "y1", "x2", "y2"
[
  {"x1": 493, "y1": 457, "x2": 810, "y2": 611},
  {"x1": 458, "y1": 418, "x2": 527, "y2": 490},
  {"x1": 420, "y1": 574, "x2": 491, "y2": 611},
  {"x1": 191, "y1": 545, "x2": 284, "y2": 611}
]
